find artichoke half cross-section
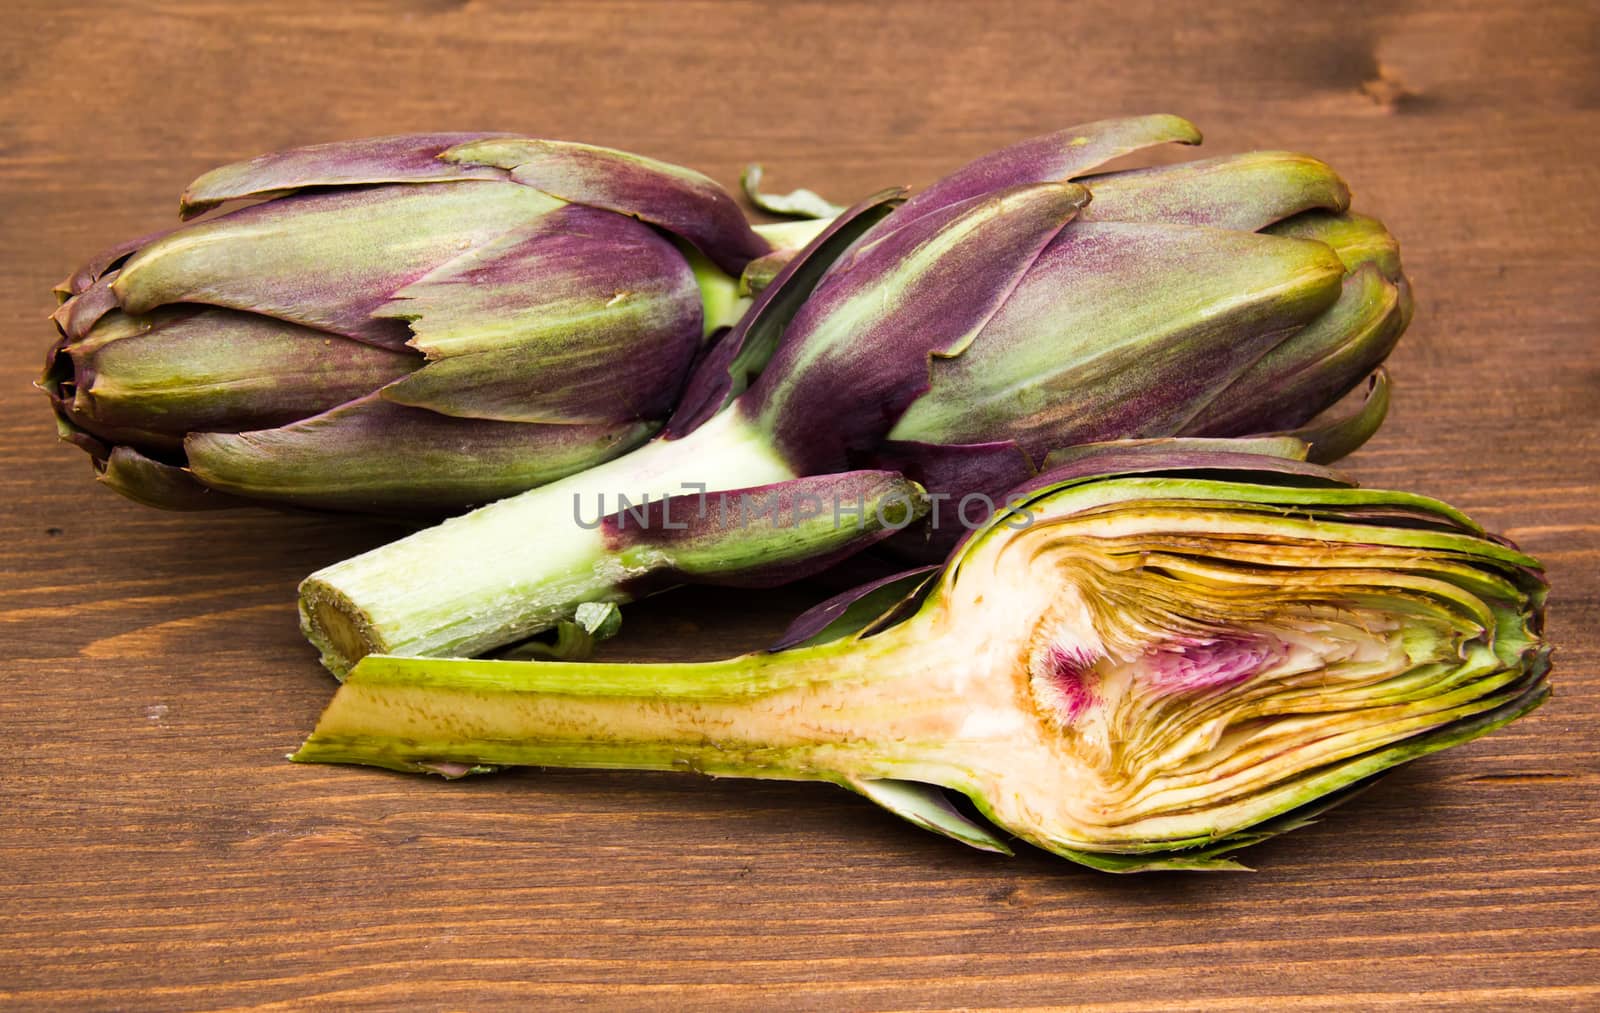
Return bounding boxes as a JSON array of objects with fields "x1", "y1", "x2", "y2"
[{"x1": 295, "y1": 444, "x2": 1549, "y2": 871}]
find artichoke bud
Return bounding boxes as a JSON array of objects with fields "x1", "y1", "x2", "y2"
[
  {"x1": 723, "y1": 116, "x2": 1410, "y2": 500},
  {"x1": 45, "y1": 134, "x2": 768, "y2": 513},
  {"x1": 716, "y1": 116, "x2": 1414, "y2": 486},
  {"x1": 296, "y1": 448, "x2": 1549, "y2": 870}
]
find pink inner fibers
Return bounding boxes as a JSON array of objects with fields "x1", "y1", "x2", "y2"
[
  {"x1": 1042, "y1": 644, "x2": 1100, "y2": 721},
  {"x1": 1140, "y1": 634, "x2": 1288, "y2": 693}
]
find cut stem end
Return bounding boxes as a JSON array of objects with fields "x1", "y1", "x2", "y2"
[{"x1": 299, "y1": 582, "x2": 384, "y2": 679}]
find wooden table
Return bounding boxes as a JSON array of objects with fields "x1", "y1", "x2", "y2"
[{"x1": 5, "y1": 1, "x2": 1596, "y2": 1007}]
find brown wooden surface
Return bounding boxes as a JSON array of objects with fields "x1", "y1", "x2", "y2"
[{"x1": 3, "y1": 1, "x2": 1598, "y2": 1008}]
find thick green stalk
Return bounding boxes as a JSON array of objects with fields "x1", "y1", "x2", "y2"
[
  {"x1": 678, "y1": 242, "x2": 750, "y2": 335},
  {"x1": 299, "y1": 408, "x2": 799, "y2": 676},
  {"x1": 293, "y1": 622, "x2": 959, "y2": 784}
]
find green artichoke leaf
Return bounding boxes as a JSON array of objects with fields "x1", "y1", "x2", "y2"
[
  {"x1": 768, "y1": 566, "x2": 942, "y2": 651},
  {"x1": 497, "y1": 602, "x2": 624, "y2": 662},
  {"x1": 1079, "y1": 151, "x2": 1350, "y2": 231},
  {"x1": 1284, "y1": 369, "x2": 1393, "y2": 464},
  {"x1": 848, "y1": 778, "x2": 1014, "y2": 855},
  {"x1": 1270, "y1": 211, "x2": 1406, "y2": 280},
  {"x1": 887, "y1": 223, "x2": 1347, "y2": 453},
  {"x1": 740, "y1": 163, "x2": 847, "y2": 220},
  {"x1": 114, "y1": 182, "x2": 565, "y2": 348}
]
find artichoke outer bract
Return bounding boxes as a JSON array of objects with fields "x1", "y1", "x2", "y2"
[
  {"x1": 44, "y1": 134, "x2": 769, "y2": 514},
  {"x1": 294, "y1": 445, "x2": 1549, "y2": 871}
]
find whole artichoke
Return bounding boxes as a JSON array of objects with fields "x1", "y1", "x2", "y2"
[
  {"x1": 44, "y1": 134, "x2": 769, "y2": 512},
  {"x1": 738, "y1": 116, "x2": 1410, "y2": 487}
]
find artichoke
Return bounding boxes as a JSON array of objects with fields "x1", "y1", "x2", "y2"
[
  {"x1": 43, "y1": 134, "x2": 774, "y2": 512},
  {"x1": 294, "y1": 443, "x2": 1549, "y2": 871},
  {"x1": 301, "y1": 114, "x2": 1413, "y2": 675}
]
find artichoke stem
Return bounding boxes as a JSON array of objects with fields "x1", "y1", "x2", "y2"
[
  {"x1": 678, "y1": 240, "x2": 750, "y2": 335},
  {"x1": 299, "y1": 408, "x2": 798, "y2": 677},
  {"x1": 293, "y1": 627, "x2": 934, "y2": 782},
  {"x1": 305, "y1": 594, "x2": 379, "y2": 675}
]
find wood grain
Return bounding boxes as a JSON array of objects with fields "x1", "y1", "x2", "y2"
[{"x1": 3, "y1": 0, "x2": 1597, "y2": 1008}]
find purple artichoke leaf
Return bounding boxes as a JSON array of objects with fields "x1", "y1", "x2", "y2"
[
  {"x1": 768, "y1": 564, "x2": 941, "y2": 652},
  {"x1": 883, "y1": 114, "x2": 1201, "y2": 236},
  {"x1": 41, "y1": 337, "x2": 118, "y2": 460},
  {"x1": 666, "y1": 188, "x2": 906, "y2": 438},
  {"x1": 750, "y1": 182, "x2": 1089, "y2": 474},
  {"x1": 43, "y1": 394, "x2": 110, "y2": 459},
  {"x1": 113, "y1": 182, "x2": 569, "y2": 350},
  {"x1": 98, "y1": 446, "x2": 247, "y2": 511},
  {"x1": 55, "y1": 227, "x2": 179, "y2": 300},
  {"x1": 179, "y1": 133, "x2": 516, "y2": 217},
  {"x1": 377, "y1": 204, "x2": 702, "y2": 424},
  {"x1": 870, "y1": 438, "x2": 1039, "y2": 503},
  {"x1": 865, "y1": 439, "x2": 1039, "y2": 561},
  {"x1": 442, "y1": 138, "x2": 770, "y2": 275},
  {"x1": 875, "y1": 435, "x2": 1332, "y2": 565},
  {"x1": 51, "y1": 273, "x2": 123, "y2": 341}
]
